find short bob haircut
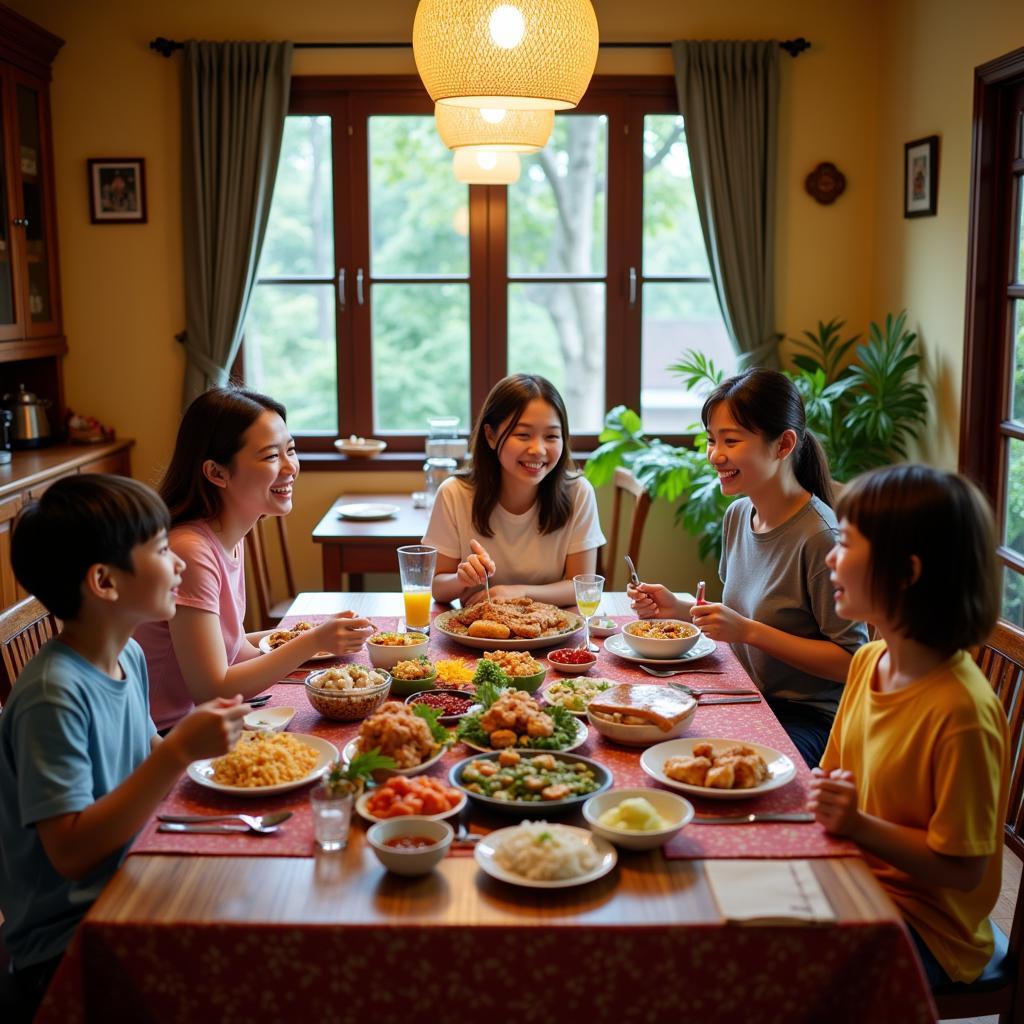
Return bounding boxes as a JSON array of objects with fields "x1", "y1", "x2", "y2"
[
  {"x1": 835, "y1": 464, "x2": 999, "y2": 656},
  {"x1": 159, "y1": 385, "x2": 286, "y2": 526},
  {"x1": 11, "y1": 474, "x2": 171, "y2": 621}
]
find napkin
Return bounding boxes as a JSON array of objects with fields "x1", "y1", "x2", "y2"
[{"x1": 705, "y1": 859, "x2": 836, "y2": 924}]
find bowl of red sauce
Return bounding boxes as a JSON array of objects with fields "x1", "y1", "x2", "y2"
[
  {"x1": 547, "y1": 647, "x2": 598, "y2": 676},
  {"x1": 404, "y1": 688, "x2": 481, "y2": 724},
  {"x1": 367, "y1": 818, "x2": 454, "y2": 875}
]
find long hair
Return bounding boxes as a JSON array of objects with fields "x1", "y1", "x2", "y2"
[
  {"x1": 159, "y1": 386, "x2": 287, "y2": 526},
  {"x1": 701, "y1": 368, "x2": 833, "y2": 506},
  {"x1": 835, "y1": 464, "x2": 999, "y2": 656},
  {"x1": 468, "y1": 374, "x2": 574, "y2": 537}
]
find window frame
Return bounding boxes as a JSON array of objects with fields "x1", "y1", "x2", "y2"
[{"x1": 251, "y1": 75, "x2": 711, "y2": 460}]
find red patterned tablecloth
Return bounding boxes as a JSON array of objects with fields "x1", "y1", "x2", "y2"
[{"x1": 129, "y1": 616, "x2": 855, "y2": 861}]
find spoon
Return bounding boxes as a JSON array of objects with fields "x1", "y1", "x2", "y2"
[
  {"x1": 454, "y1": 823, "x2": 482, "y2": 845},
  {"x1": 157, "y1": 811, "x2": 292, "y2": 833}
]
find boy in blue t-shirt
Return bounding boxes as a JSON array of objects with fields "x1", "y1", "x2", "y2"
[{"x1": 0, "y1": 475, "x2": 247, "y2": 1021}]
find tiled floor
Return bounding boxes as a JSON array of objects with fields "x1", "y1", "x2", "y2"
[{"x1": 939, "y1": 845, "x2": 1020, "y2": 1024}]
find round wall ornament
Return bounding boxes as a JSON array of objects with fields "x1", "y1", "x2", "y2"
[{"x1": 805, "y1": 162, "x2": 847, "y2": 205}]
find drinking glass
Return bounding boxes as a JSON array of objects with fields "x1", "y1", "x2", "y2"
[
  {"x1": 310, "y1": 784, "x2": 354, "y2": 852},
  {"x1": 397, "y1": 544, "x2": 437, "y2": 632},
  {"x1": 573, "y1": 573, "x2": 605, "y2": 654}
]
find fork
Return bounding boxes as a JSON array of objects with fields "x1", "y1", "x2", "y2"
[
  {"x1": 638, "y1": 664, "x2": 726, "y2": 678},
  {"x1": 668, "y1": 681, "x2": 761, "y2": 697}
]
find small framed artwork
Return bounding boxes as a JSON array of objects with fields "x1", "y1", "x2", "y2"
[
  {"x1": 87, "y1": 158, "x2": 147, "y2": 224},
  {"x1": 904, "y1": 136, "x2": 939, "y2": 218}
]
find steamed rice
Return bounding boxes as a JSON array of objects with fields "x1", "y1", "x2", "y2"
[{"x1": 493, "y1": 821, "x2": 599, "y2": 880}]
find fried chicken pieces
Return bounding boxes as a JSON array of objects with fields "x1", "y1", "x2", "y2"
[
  {"x1": 452, "y1": 598, "x2": 576, "y2": 640},
  {"x1": 664, "y1": 743, "x2": 770, "y2": 790},
  {"x1": 478, "y1": 690, "x2": 554, "y2": 748},
  {"x1": 357, "y1": 702, "x2": 436, "y2": 769}
]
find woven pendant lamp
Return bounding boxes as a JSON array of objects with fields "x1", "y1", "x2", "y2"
[
  {"x1": 413, "y1": 0, "x2": 599, "y2": 110},
  {"x1": 453, "y1": 150, "x2": 522, "y2": 184},
  {"x1": 435, "y1": 104, "x2": 554, "y2": 152}
]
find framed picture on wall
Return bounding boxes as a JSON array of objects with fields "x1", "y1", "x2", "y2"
[
  {"x1": 87, "y1": 158, "x2": 147, "y2": 223},
  {"x1": 903, "y1": 136, "x2": 939, "y2": 218}
]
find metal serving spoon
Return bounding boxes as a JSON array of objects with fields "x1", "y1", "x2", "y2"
[{"x1": 157, "y1": 811, "x2": 292, "y2": 833}]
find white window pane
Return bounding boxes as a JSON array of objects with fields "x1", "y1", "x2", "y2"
[
  {"x1": 1002, "y1": 565, "x2": 1024, "y2": 629},
  {"x1": 369, "y1": 116, "x2": 468, "y2": 276},
  {"x1": 244, "y1": 284, "x2": 338, "y2": 432},
  {"x1": 259, "y1": 116, "x2": 333, "y2": 278},
  {"x1": 508, "y1": 115, "x2": 607, "y2": 276},
  {"x1": 507, "y1": 282, "x2": 605, "y2": 433},
  {"x1": 1006, "y1": 437, "x2": 1024, "y2": 559},
  {"x1": 371, "y1": 283, "x2": 470, "y2": 432},
  {"x1": 640, "y1": 282, "x2": 735, "y2": 435}
]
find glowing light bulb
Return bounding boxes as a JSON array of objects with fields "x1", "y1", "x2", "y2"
[
  {"x1": 476, "y1": 152, "x2": 498, "y2": 170},
  {"x1": 480, "y1": 108, "x2": 507, "y2": 124},
  {"x1": 488, "y1": 5, "x2": 526, "y2": 49}
]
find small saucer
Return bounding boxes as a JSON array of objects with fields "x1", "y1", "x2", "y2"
[
  {"x1": 589, "y1": 618, "x2": 619, "y2": 638},
  {"x1": 242, "y1": 705, "x2": 296, "y2": 733}
]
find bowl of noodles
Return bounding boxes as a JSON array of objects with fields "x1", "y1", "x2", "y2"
[
  {"x1": 186, "y1": 732, "x2": 339, "y2": 796},
  {"x1": 621, "y1": 619, "x2": 702, "y2": 659}
]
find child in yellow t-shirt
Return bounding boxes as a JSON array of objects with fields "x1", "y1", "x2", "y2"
[{"x1": 809, "y1": 464, "x2": 1008, "y2": 987}]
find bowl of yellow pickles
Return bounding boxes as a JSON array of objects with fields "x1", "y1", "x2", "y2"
[{"x1": 582, "y1": 788, "x2": 694, "y2": 850}]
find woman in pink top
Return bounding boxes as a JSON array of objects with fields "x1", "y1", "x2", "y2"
[{"x1": 136, "y1": 387, "x2": 372, "y2": 731}]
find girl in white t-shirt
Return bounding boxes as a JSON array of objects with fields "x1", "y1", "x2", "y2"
[{"x1": 424, "y1": 375, "x2": 605, "y2": 607}]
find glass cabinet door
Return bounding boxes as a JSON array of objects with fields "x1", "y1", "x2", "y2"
[{"x1": 0, "y1": 75, "x2": 18, "y2": 339}]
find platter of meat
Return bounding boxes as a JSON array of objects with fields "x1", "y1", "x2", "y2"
[{"x1": 434, "y1": 598, "x2": 584, "y2": 651}]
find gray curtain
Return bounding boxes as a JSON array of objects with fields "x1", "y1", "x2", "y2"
[
  {"x1": 179, "y1": 41, "x2": 293, "y2": 404},
  {"x1": 672, "y1": 41, "x2": 779, "y2": 368}
]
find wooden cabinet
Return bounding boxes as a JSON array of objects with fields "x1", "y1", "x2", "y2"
[
  {"x1": 0, "y1": 440, "x2": 133, "y2": 608},
  {"x1": 0, "y1": 5, "x2": 66, "y2": 419}
]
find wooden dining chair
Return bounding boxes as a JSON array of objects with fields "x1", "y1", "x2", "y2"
[
  {"x1": 0, "y1": 596, "x2": 58, "y2": 707},
  {"x1": 933, "y1": 618, "x2": 1024, "y2": 1023},
  {"x1": 245, "y1": 516, "x2": 298, "y2": 631},
  {"x1": 600, "y1": 467, "x2": 652, "y2": 590}
]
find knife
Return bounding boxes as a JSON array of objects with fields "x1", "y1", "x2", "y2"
[
  {"x1": 624, "y1": 555, "x2": 641, "y2": 588},
  {"x1": 693, "y1": 812, "x2": 815, "y2": 825},
  {"x1": 158, "y1": 822, "x2": 250, "y2": 834}
]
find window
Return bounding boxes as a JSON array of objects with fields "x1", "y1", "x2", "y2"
[
  {"x1": 244, "y1": 77, "x2": 734, "y2": 454},
  {"x1": 961, "y1": 60, "x2": 1024, "y2": 627}
]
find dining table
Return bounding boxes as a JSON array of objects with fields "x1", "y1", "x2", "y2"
[{"x1": 36, "y1": 592, "x2": 937, "y2": 1024}]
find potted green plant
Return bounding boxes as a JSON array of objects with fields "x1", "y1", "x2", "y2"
[{"x1": 585, "y1": 311, "x2": 929, "y2": 561}]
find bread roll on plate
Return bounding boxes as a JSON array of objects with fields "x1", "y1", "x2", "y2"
[{"x1": 468, "y1": 619, "x2": 512, "y2": 640}]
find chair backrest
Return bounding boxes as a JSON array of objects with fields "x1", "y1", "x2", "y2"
[
  {"x1": 0, "y1": 596, "x2": 58, "y2": 706},
  {"x1": 245, "y1": 516, "x2": 297, "y2": 631},
  {"x1": 974, "y1": 619, "x2": 1024, "y2": 951},
  {"x1": 602, "y1": 467, "x2": 652, "y2": 590}
]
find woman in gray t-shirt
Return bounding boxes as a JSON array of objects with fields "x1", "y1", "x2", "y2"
[{"x1": 629, "y1": 369, "x2": 868, "y2": 767}]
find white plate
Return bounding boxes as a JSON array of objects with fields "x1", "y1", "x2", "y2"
[
  {"x1": 640, "y1": 737, "x2": 797, "y2": 800},
  {"x1": 341, "y1": 738, "x2": 447, "y2": 778},
  {"x1": 433, "y1": 609, "x2": 584, "y2": 651},
  {"x1": 336, "y1": 502, "x2": 400, "y2": 521},
  {"x1": 475, "y1": 824, "x2": 617, "y2": 889},
  {"x1": 186, "y1": 733, "x2": 338, "y2": 797},
  {"x1": 257, "y1": 634, "x2": 335, "y2": 661},
  {"x1": 460, "y1": 716, "x2": 589, "y2": 754},
  {"x1": 355, "y1": 788, "x2": 467, "y2": 824},
  {"x1": 605, "y1": 631, "x2": 717, "y2": 665}
]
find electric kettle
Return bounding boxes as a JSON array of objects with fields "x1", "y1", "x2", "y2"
[{"x1": 4, "y1": 385, "x2": 52, "y2": 449}]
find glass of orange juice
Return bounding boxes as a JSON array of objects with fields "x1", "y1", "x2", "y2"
[{"x1": 397, "y1": 545, "x2": 437, "y2": 632}]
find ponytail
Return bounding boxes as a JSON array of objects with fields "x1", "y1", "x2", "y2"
[{"x1": 702, "y1": 368, "x2": 834, "y2": 507}]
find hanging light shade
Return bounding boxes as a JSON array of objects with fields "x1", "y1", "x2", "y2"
[
  {"x1": 453, "y1": 150, "x2": 522, "y2": 185},
  {"x1": 413, "y1": 0, "x2": 599, "y2": 110},
  {"x1": 435, "y1": 104, "x2": 554, "y2": 152}
]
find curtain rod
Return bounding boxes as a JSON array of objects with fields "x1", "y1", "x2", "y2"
[{"x1": 149, "y1": 36, "x2": 811, "y2": 58}]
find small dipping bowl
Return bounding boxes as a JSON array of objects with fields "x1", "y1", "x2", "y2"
[
  {"x1": 547, "y1": 647, "x2": 598, "y2": 676},
  {"x1": 405, "y1": 688, "x2": 480, "y2": 725},
  {"x1": 583, "y1": 787, "x2": 694, "y2": 850},
  {"x1": 242, "y1": 705, "x2": 296, "y2": 733},
  {"x1": 367, "y1": 818, "x2": 454, "y2": 875}
]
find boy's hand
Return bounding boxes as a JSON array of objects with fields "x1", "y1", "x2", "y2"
[
  {"x1": 168, "y1": 696, "x2": 247, "y2": 766},
  {"x1": 457, "y1": 539, "x2": 495, "y2": 589},
  {"x1": 689, "y1": 601, "x2": 751, "y2": 644},
  {"x1": 808, "y1": 767, "x2": 860, "y2": 836},
  {"x1": 466, "y1": 583, "x2": 528, "y2": 606},
  {"x1": 313, "y1": 614, "x2": 375, "y2": 655},
  {"x1": 627, "y1": 582, "x2": 678, "y2": 619}
]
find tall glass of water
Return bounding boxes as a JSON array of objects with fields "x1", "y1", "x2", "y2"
[
  {"x1": 573, "y1": 573, "x2": 604, "y2": 654},
  {"x1": 397, "y1": 544, "x2": 437, "y2": 633}
]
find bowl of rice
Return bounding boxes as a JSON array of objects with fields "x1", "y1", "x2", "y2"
[
  {"x1": 366, "y1": 632, "x2": 430, "y2": 669},
  {"x1": 475, "y1": 821, "x2": 617, "y2": 888},
  {"x1": 621, "y1": 619, "x2": 702, "y2": 659},
  {"x1": 305, "y1": 665, "x2": 391, "y2": 720}
]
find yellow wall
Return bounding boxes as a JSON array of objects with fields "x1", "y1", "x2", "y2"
[
  {"x1": 10, "y1": 0, "x2": 894, "y2": 597},
  {"x1": 874, "y1": 0, "x2": 1022, "y2": 470}
]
